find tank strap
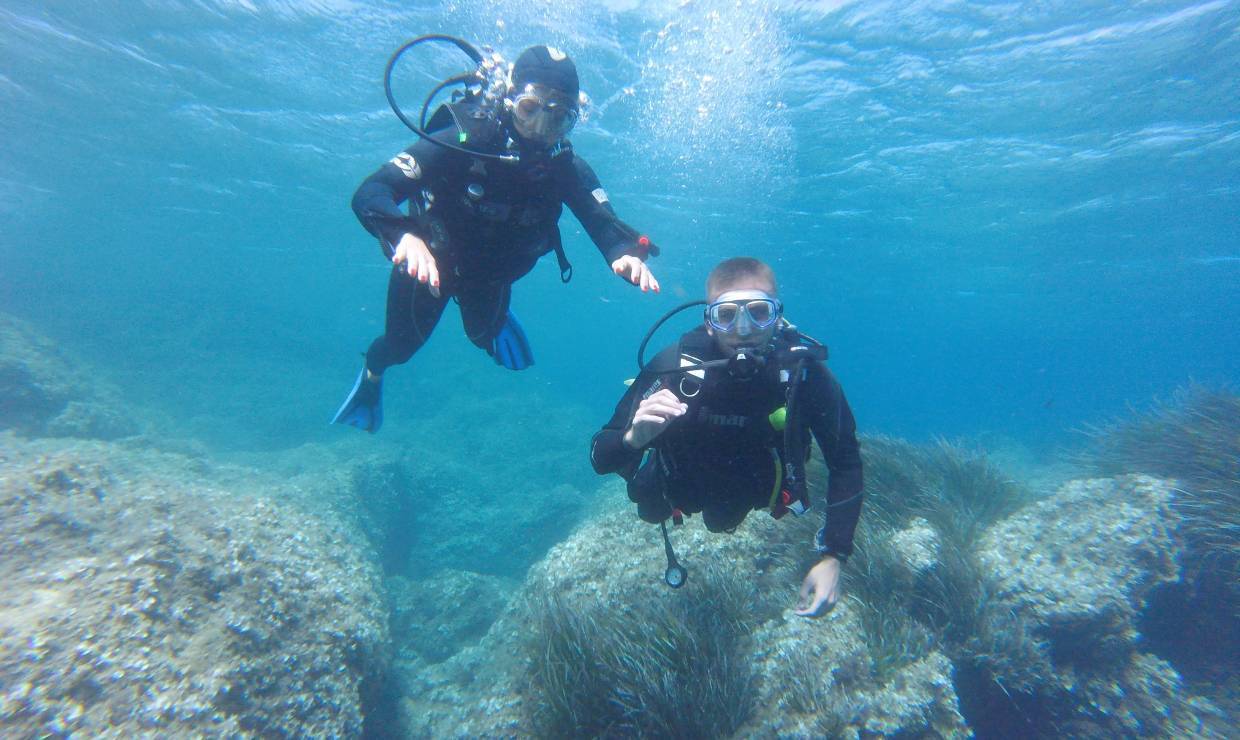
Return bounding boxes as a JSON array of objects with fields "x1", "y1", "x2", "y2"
[{"x1": 549, "y1": 228, "x2": 572, "y2": 283}]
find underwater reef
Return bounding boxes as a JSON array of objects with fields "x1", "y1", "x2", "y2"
[
  {"x1": 388, "y1": 442, "x2": 1233, "y2": 738},
  {"x1": 1, "y1": 311, "x2": 1235, "y2": 738}
]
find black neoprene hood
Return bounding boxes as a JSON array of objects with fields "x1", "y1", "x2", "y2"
[{"x1": 511, "y1": 45, "x2": 579, "y2": 100}]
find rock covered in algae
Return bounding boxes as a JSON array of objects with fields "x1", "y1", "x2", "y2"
[
  {"x1": 0, "y1": 314, "x2": 138, "y2": 440},
  {"x1": 0, "y1": 434, "x2": 389, "y2": 737},
  {"x1": 390, "y1": 482, "x2": 970, "y2": 738},
  {"x1": 978, "y1": 474, "x2": 1224, "y2": 736},
  {"x1": 889, "y1": 516, "x2": 941, "y2": 576},
  {"x1": 979, "y1": 474, "x2": 1180, "y2": 633}
]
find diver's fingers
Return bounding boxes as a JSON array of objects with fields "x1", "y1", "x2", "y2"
[
  {"x1": 639, "y1": 392, "x2": 687, "y2": 418},
  {"x1": 643, "y1": 398, "x2": 687, "y2": 418},
  {"x1": 795, "y1": 594, "x2": 828, "y2": 617},
  {"x1": 426, "y1": 254, "x2": 441, "y2": 294},
  {"x1": 635, "y1": 392, "x2": 686, "y2": 418},
  {"x1": 403, "y1": 243, "x2": 419, "y2": 277},
  {"x1": 794, "y1": 588, "x2": 822, "y2": 616},
  {"x1": 611, "y1": 256, "x2": 639, "y2": 283},
  {"x1": 638, "y1": 406, "x2": 682, "y2": 425},
  {"x1": 631, "y1": 411, "x2": 669, "y2": 426},
  {"x1": 416, "y1": 251, "x2": 432, "y2": 284},
  {"x1": 647, "y1": 389, "x2": 683, "y2": 406},
  {"x1": 795, "y1": 579, "x2": 837, "y2": 617},
  {"x1": 632, "y1": 406, "x2": 676, "y2": 426},
  {"x1": 395, "y1": 233, "x2": 429, "y2": 276},
  {"x1": 643, "y1": 267, "x2": 661, "y2": 294},
  {"x1": 798, "y1": 576, "x2": 813, "y2": 606}
]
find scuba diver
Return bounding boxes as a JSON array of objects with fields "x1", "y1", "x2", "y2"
[
  {"x1": 590, "y1": 257, "x2": 864, "y2": 616},
  {"x1": 334, "y1": 41, "x2": 661, "y2": 433}
]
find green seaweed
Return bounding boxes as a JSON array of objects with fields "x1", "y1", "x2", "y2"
[
  {"x1": 775, "y1": 435, "x2": 1038, "y2": 681},
  {"x1": 1081, "y1": 384, "x2": 1240, "y2": 599},
  {"x1": 523, "y1": 562, "x2": 757, "y2": 738}
]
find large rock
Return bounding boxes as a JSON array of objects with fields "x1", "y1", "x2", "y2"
[
  {"x1": 749, "y1": 611, "x2": 969, "y2": 739},
  {"x1": 979, "y1": 475, "x2": 1179, "y2": 639},
  {"x1": 977, "y1": 475, "x2": 1222, "y2": 736},
  {"x1": 0, "y1": 434, "x2": 389, "y2": 737},
  {"x1": 0, "y1": 314, "x2": 139, "y2": 440}
]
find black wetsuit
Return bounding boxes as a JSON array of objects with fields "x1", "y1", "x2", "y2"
[
  {"x1": 351, "y1": 117, "x2": 645, "y2": 372},
  {"x1": 590, "y1": 327, "x2": 864, "y2": 559}
]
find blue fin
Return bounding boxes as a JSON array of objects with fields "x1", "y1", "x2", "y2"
[
  {"x1": 491, "y1": 311, "x2": 534, "y2": 370},
  {"x1": 331, "y1": 368, "x2": 383, "y2": 433}
]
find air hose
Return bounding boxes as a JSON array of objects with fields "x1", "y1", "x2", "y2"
[{"x1": 383, "y1": 34, "x2": 518, "y2": 162}]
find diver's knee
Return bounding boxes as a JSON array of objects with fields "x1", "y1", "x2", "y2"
[
  {"x1": 637, "y1": 499, "x2": 672, "y2": 524},
  {"x1": 703, "y1": 507, "x2": 748, "y2": 533},
  {"x1": 467, "y1": 332, "x2": 493, "y2": 351}
]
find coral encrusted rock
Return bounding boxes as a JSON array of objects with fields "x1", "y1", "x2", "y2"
[
  {"x1": 978, "y1": 474, "x2": 1222, "y2": 736},
  {"x1": 0, "y1": 434, "x2": 389, "y2": 737},
  {"x1": 978, "y1": 475, "x2": 1179, "y2": 654}
]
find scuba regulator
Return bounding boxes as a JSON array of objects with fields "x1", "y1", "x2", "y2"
[{"x1": 383, "y1": 34, "x2": 519, "y2": 162}]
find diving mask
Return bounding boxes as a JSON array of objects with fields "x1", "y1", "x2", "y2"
[
  {"x1": 510, "y1": 83, "x2": 579, "y2": 144},
  {"x1": 705, "y1": 290, "x2": 783, "y2": 334}
]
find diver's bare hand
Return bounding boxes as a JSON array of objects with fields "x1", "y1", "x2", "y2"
[
  {"x1": 392, "y1": 233, "x2": 440, "y2": 297},
  {"x1": 611, "y1": 255, "x2": 661, "y2": 293},
  {"x1": 795, "y1": 556, "x2": 842, "y2": 617},
  {"x1": 623, "y1": 389, "x2": 686, "y2": 449}
]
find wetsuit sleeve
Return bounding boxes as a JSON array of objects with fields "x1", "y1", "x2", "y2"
[
  {"x1": 590, "y1": 346, "x2": 677, "y2": 477},
  {"x1": 351, "y1": 132, "x2": 457, "y2": 258},
  {"x1": 803, "y1": 363, "x2": 864, "y2": 559},
  {"x1": 590, "y1": 373, "x2": 656, "y2": 477},
  {"x1": 561, "y1": 154, "x2": 647, "y2": 265}
]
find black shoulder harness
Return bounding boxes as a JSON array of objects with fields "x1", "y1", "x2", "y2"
[{"x1": 424, "y1": 99, "x2": 506, "y2": 153}]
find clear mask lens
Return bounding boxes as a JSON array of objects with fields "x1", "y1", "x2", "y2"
[
  {"x1": 512, "y1": 86, "x2": 578, "y2": 140},
  {"x1": 706, "y1": 298, "x2": 781, "y2": 333}
]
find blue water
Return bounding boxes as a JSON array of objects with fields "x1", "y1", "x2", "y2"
[{"x1": 2, "y1": 0, "x2": 1237, "y2": 457}]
